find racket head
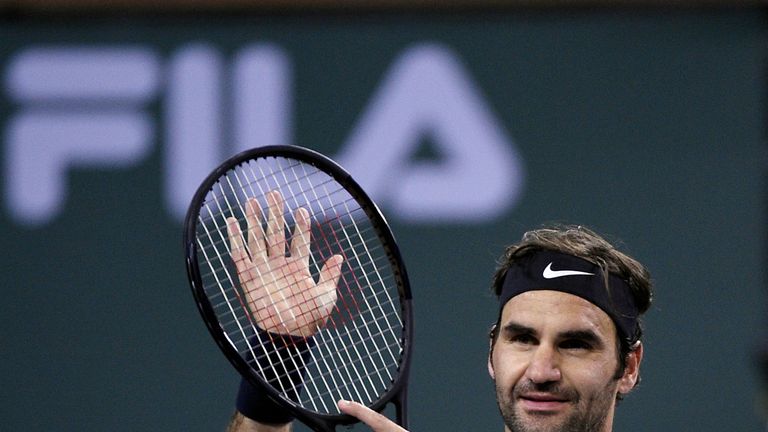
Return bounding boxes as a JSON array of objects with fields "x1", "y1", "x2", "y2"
[{"x1": 184, "y1": 145, "x2": 413, "y2": 430}]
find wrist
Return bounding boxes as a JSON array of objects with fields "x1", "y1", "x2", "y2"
[
  {"x1": 236, "y1": 329, "x2": 315, "y2": 424},
  {"x1": 236, "y1": 377, "x2": 294, "y2": 425}
]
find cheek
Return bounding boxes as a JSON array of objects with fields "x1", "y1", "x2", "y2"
[
  {"x1": 566, "y1": 356, "x2": 620, "y2": 391},
  {"x1": 489, "y1": 347, "x2": 526, "y2": 387}
]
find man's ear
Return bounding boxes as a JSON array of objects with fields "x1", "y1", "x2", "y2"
[
  {"x1": 488, "y1": 324, "x2": 497, "y2": 379},
  {"x1": 617, "y1": 341, "x2": 643, "y2": 395}
]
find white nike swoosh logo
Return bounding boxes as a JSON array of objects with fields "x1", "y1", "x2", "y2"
[{"x1": 542, "y1": 262, "x2": 595, "y2": 279}]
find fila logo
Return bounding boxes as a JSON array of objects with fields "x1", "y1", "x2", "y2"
[{"x1": 4, "y1": 43, "x2": 524, "y2": 226}]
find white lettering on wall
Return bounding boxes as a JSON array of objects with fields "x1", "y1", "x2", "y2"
[
  {"x1": 337, "y1": 44, "x2": 524, "y2": 222},
  {"x1": 164, "y1": 43, "x2": 294, "y2": 220},
  {"x1": 232, "y1": 44, "x2": 292, "y2": 154},
  {"x1": 6, "y1": 47, "x2": 157, "y2": 101},
  {"x1": 3, "y1": 43, "x2": 524, "y2": 226},
  {"x1": 165, "y1": 45, "x2": 224, "y2": 221},
  {"x1": 4, "y1": 47, "x2": 157, "y2": 226}
]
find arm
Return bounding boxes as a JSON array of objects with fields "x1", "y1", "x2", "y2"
[
  {"x1": 227, "y1": 412, "x2": 291, "y2": 432},
  {"x1": 225, "y1": 191, "x2": 343, "y2": 430}
]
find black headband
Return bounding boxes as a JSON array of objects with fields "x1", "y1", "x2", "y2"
[{"x1": 499, "y1": 250, "x2": 639, "y2": 342}]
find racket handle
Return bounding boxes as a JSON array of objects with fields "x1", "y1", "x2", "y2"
[{"x1": 394, "y1": 384, "x2": 409, "y2": 429}]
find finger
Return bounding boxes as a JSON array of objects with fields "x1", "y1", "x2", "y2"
[
  {"x1": 290, "y1": 207, "x2": 311, "y2": 266},
  {"x1": 245, "y1": 198, "x2": 266, "y2": 261},
  {"x1": 226, "y1": 217, "x2": 251, "y2": 273},
  {"x1": 318, "y1": 254, "x2": 343, "y2": 289},
  {"x1": 337, "y1": 400, "x2": 407, "y2": 432},
  {"x1": 265, "y1": 190, "x2": 287, "y2": 257},
  {"x1": 316, "y1": 255, "x2": 343, "y2": 312}
]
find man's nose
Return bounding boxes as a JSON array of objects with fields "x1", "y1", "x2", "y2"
[{"x1": 524, "y1": 345, "x2": 562, "y2": 384}]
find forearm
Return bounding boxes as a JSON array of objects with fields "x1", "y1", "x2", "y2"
[
  {"x1": 233, "y1": 331, "x2": 313, "y2": 427},
  {"x1": 227, "y1": 411, "x2": 291, "y2": 432}
]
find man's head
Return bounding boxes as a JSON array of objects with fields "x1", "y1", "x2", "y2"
[{"x1": 487, "y1": 225, "x2": 653, "y2": 432}]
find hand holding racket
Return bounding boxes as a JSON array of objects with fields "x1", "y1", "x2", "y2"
[
  {"x1": 184, "y1": 146, "x2": 413, "y2": 432},
  {"x1": 338, "y1": 400, "x2": 409, "y2": 431}
]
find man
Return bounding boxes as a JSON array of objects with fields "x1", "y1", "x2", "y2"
[
  {"x1": 485, "y1": 226, "x2": 652, "y2": 432},
  {"x1": 227, "y1": 192, "x2": 653, "y2": 432}
]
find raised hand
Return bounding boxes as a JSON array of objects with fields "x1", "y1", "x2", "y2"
[{"x1": 226, "y1": 190, "x2": 343, "y2": 338}]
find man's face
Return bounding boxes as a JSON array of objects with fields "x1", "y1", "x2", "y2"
[{"x1": 488, "y1": 290, "x2": 642, "y2": 432}]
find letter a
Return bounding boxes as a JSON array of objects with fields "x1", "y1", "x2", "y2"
[{"x1": 337, "y1": 43, "x2": 524, "y2": 222}]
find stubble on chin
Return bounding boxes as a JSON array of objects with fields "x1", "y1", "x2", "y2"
[{"x1": 494, "y1": 382, "x2": 613, "y2": 432}]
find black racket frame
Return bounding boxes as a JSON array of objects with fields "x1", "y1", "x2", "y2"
[{"x1": 184, "y1": 145, "x2": 413, "y2": 431}]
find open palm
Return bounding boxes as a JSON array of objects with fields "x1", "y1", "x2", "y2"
[{"x1": 226, "y1": 191, "x2": 343, "y2": 338}]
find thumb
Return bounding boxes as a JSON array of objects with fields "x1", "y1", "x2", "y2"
[{"x1": 318, "y1": 254, "x2": 343, "y2": 289}]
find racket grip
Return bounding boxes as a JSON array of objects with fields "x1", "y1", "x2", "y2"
[{"x1": 237, "y1": 330, "x2": 314, "y2": 424}]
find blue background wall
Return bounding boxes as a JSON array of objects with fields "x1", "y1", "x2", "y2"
[{"x1": 1, "y1": 9, "x2": 766, "y2": 431}]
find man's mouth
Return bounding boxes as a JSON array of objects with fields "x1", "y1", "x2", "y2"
[{"x1": 518, "y1": 392, "x2": 571, "y2": 413}]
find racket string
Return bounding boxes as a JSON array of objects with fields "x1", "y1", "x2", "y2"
[
  {"x1": 295, "y1": 162, "x2": 403, "y2": 349},
  {"x1": 219, "y1": 166, "x2": 333, "y2": 410},
  {"x1": 267, "y1": 159, "x2": 397, "y2": 396},
  {"x1": 291, "y1": 161, "x2": 400, "y2": 394},
  {"x1": 196, "y1": 156, "x2": 406, "y2": 414},
  {"x1": 254, "y1": 158, "x2": 378, "y2": 405},
  {"x1": 200, "y1": 196, "x2": 310, "y2": 402},
  {"x1": 232, "y1": 160, "x2": 338, "y2": 411}
]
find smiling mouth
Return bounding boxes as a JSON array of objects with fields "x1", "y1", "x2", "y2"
[{"x1": 518, "y1": 394, "x2": 570, "y2": 412}]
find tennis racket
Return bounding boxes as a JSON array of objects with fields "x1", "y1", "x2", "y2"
[{"x1": 184, "y1": 145, "x2": 413, "y2": 431}]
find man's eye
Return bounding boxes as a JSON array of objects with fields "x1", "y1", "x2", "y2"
[
  {"x1": 560, "y1": 339, "x2": 592, "y2": 350},
  {"x1": 511, "y1": 334, "x2": 536, "y2": 345}
]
